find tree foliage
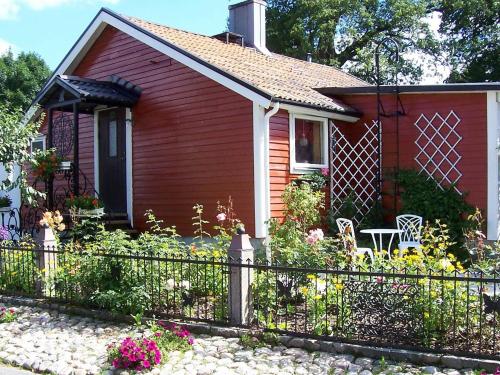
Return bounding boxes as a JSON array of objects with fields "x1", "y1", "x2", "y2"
[
  {"x1": 266, "y1": 0, "x2": 440, "y2": 83},
  {"x1": 438, "y1": 0, "x2": 500, "y2": 82},
  {"x1": 0, "y1": 50, "x2": 51, "y2": 111},
  {"x1": 0, "y1": 105, "x2": 45, "y2": 205},
  {"x1": 266, "y1": 0, "x2": 499, "y2": 83}
]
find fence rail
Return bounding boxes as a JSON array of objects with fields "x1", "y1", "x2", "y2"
[{"x1": 0, "y1": 238, "x2": 498, "y2": 360}]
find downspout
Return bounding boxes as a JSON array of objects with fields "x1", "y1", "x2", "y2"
[{"x1": 263, "y1": 101, "x2": 280, "y2": 261}]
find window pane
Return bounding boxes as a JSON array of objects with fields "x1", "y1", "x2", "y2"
[
  {"x1": 31, "y1": 140, "x2": 44, "y2": 153},
  {"x1": 295, "y1": 118, "x2": 323, "y2": 164},
  {"x1": 109, "y1": 120, "x2": 117, "y2": 157}
]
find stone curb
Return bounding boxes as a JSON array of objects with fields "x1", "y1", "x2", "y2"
[{"x1": 1, "y1": 295, "x2": 499, "y2": 373}]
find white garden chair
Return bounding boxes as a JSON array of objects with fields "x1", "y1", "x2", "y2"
[
  {"x1": 396, "y1": 214, "x2": 423, "y2": 255},
  {"x1": 336, "y1": 218, "x2": 374, "y2": 264}
]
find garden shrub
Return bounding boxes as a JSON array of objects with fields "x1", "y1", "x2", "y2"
[
  {"x1": 268, "y1": 182, "x2": 338, "y2": 266},
  {"x1": 397, "y1": 169, "x2": 473, "y2": 260}
]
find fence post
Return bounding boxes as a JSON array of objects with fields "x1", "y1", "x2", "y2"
[
  {"x1": 35, "y1": 226, "x2": 57, "y2": 297},
  {"x1": 228, "y1": 227, "x2": 254, "y2": 326}
]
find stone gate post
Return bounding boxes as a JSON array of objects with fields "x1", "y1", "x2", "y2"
[
  {"x1": 35, "y1": 226, "x2": 57, "y2": 297},
  {"x1": 228, "y1": 227, "x2": 254, "y2": 325}
]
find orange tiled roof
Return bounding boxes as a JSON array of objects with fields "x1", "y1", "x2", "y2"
[{"x1": 125, "y1": 15, "x2": 369, "y2": 113}]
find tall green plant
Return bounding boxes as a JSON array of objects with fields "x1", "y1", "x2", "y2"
[
  {"x1": 0, "y1": 104, "x2": 44, "y2": 205},
  {"x1": 396, "y1": 169, "x2": 473, "y2": 259}
]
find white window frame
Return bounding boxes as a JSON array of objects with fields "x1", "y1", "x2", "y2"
[
  {"x1": 30, "y1": 135, "x2": 46, "y2": 154},
  {"x1": 289, "y1": 113, "x2": 329, "y2": 173}
]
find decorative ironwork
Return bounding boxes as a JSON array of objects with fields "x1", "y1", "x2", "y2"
[
  {"x1": 341, "y1": 280, "x2": 422, "y2": 345},
  {"x1": 52, "y1": 112, "x2": 74, "y2": 157},
  {"x1": 0, "y1": 206, "x2": 44, "y2": 241},
  {"x1": 414, "y1": 111, "x2": 463, "y2": 194},
  {"x1": 330, "y1": 120, "x2": 382, "y2": 225}
]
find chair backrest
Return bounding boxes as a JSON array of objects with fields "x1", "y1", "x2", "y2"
[
  {"x1": 396, "y1": 214, "x2": 423, "y2": 243},
  {"x1": 336, "y1": 218, "x2": 357, "y2": 249}
]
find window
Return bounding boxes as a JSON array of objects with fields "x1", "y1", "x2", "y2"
[
  {"x1": 290, "y1": 114, "x2": 328, "y2": 172},
  {"x1": 30, "y1": 135, "x2": 46, "y2": 154},
  {"x1": 109, "y1": 118, "x2": 117, "y2": 157}
]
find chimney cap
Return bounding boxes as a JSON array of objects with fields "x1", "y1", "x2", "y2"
[{"x1": 229, "y1": 0, "x2": 267, "y2": 10}]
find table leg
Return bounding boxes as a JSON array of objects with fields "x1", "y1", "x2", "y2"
[
  {"x1": 370, "y1": 233, "x2": 377, "y2": 251},
  {"x1": 388, "y1": 233, "x2": 395, "y2": 257}
]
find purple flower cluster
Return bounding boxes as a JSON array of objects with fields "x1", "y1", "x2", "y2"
[
  {"x1": 0, "y1": 226, "x2": 9, "y2": 241},
  {"x1": 109, "y1": 337, "x2": 161, "y2": 371},
  {"x1": 158, "y1": 321, "x2": 194, "y2": 345}
]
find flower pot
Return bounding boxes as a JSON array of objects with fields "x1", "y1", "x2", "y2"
[
  {"x1": 76, "y1": 207, "x2": 105, "y2": 217},
  {"x1": 59, "y1": 161, "x2": 72, "y2": 171},
  {"x1": 0, "y1": 206, "x2": 11, "y2": 214}
]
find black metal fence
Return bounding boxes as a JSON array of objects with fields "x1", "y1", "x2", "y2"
[{"x1": 0, "y1": 242, "x2": 498, "y2": 360}]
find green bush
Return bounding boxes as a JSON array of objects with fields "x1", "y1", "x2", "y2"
[{"x1": 396, "y1": 169, "x2": 473, "y2": 260}]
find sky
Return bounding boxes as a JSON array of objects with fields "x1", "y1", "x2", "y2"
[
  {"x1": 0, "y1": 0, "x2": 235, "y2": 69},
  {"x1": 0, "y1": 0, "x2": 449, "y2": 83}
]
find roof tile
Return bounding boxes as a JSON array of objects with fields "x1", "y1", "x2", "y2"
[{"x1": 124, "y1": 15, "x2": 370, "y2": 113}]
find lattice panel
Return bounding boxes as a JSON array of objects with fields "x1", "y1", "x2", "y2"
[
  {"x1": 330, "y1": 121, "x2": 381, "y2": 225},
  {"x1": 414, "y1": 111, "x2": 462, "y2": 194}
]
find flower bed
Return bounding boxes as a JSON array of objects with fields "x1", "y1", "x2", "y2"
[
  {"x1": 107, "y1": 321, "x2": 194, "y2": 373},
  {"x1": 0, "y1": 306, "x2": 15, "y2": 323}
]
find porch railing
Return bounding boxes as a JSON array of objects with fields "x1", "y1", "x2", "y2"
[{"x1": 0, "y1": 163, "x2": 103, "y2": 241}]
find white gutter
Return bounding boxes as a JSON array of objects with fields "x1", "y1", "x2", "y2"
[{"x1": 263, "y1": 101, "x2": 280, "y2": 260}]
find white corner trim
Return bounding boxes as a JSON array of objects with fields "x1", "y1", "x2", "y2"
[
  {"x1": 289, "y1": 112, "x2": 329, "y2": 174},
  {"x1": 125, "y1": 107, "x2": 134, "y2": 226},
  {"x1": 93, "y1": 110, "x2": 100, "y2": 194},
  {"x1": 34, "y1": 10, "x2": 272, "y2": 113},
  {"x1": 486, "y1": 91, "x2": 500, "y2": 240},
  {"x1": 253, "y1": 102, "x2": 267, "y2": 239},
  {"x1": 280, "y1": 103, "x2": 359, "y2": 123}
]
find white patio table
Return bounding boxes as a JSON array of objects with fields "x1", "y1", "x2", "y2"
[{"x1": 360, "y1": 228, "x2": 402, "y2": 258}]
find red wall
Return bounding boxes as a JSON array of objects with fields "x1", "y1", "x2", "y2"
[
  {"x1": 268, "y1": 93, "x2": 488, "y2": 225},
  {"x1": 53, "y1": 26, "x2": 256, "y2": 235},
  {"x1": 336, "y1": 93, "x2": 488, "y2": 216}
]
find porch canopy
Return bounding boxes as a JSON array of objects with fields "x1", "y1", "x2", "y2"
[{"x1": 34, "y1": 74, "x2": 141, "y2": 199}]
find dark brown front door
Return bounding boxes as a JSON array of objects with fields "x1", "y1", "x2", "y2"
[{"x1": 98, "y1": 108, "x2": 127, "y2": 213}]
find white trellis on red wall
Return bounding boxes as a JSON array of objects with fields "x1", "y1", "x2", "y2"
[
  {"x1": 330, "y1": 120, "x2": 381, "y2": 225},
  {"x1": 414, "y1": 110, "x2": 463, "y2": 194}
]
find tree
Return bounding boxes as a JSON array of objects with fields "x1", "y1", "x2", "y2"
[
  {"x1": 438, "y1": 0, "x2": 500, "y2": 82},
  {"x1": 266, "y1": 0, "x2": 441, "y2": 84},
  {"x1": 0, "y1": 50, "x2": 51, "y2": 111},
  {"x1": 0, "y1": 105, "x2": 45, "y2": 205}
]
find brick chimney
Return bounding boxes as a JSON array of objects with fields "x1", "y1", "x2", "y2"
[{"x1": 228, "y1": 0, "x2": 270, "y2": 55}]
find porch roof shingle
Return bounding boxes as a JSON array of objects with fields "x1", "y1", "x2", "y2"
[{"x1": 123, "y1": 14, "x2": 370, "y2": 114}]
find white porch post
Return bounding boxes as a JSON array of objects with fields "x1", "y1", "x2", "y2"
[{"x1": 486, "y1": 91, "x2": 500, "y2": 240}]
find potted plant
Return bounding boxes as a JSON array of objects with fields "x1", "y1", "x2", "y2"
[
  {"x1": 31, "y1": 149, "x2": 62, "y2": 180},
  {"x1": 66, "y1": 194, "x2": 104, "y2": 217},
  {"x1": 0, "y1": 195, "x2": 12, "y2": 213}
]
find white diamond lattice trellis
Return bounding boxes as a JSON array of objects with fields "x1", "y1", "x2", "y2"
[
  {"x1": 414, "y1": 111, "x2": 463, "y2": 194},
  {"x1": 330, "y1": 121, "x2": 381, "y2": 226}
]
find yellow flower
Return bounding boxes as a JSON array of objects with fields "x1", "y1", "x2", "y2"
[
  {"x1": 300, "y1": 287, "x2": 309, "y2": 295},
  {"x1": 313, "y1": 295, "x2": 322, "y2": 300},
  {"x1": 430, "y1": 290, "x2": 438, "y2": 298},
  {"x1": 424, "y1": 312, "x2": 430, "y2": 319},
  {"x1": 335, "y1": 283, "x2": 344, "y2": 291},
  {"x1": 306, "y1": 274, "x2": 317, "y2": 281},
  {"x1": 418, "y1": 278, "x2": 429, "y2": 285}
]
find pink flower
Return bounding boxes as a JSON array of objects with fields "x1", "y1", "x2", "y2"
[
  {"x1": 216, "y1": 212, "x2": 226, "y2": 221},
  {"x1": 321, "y1": 168, "x2": 329, "y2": 176},
  {"x1": 376, "y1": 276, "x2": 384, "y2": 284},
  {"x1": 306, "y1": 228, "x2": 324, "y2": 245}
]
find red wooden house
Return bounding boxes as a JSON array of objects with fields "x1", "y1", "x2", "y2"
[{"x1": 28, "y1": 1, "x2": 500, "y2": 241}]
